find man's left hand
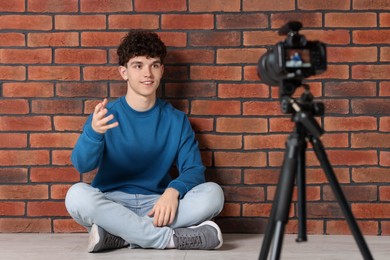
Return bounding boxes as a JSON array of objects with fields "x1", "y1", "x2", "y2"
[{"x1": 148, "y1": 188, "x2": 179, "y2": 227}]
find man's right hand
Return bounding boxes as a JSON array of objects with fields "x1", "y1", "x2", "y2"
[{"x1": 92, "y1": 98, "x2": 119, "y2": 134}]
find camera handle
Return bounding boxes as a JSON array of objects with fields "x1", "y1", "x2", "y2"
[{"x1": 258, "y1": 95, "x2": 374, "y2": 260}]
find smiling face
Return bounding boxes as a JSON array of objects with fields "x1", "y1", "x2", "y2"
[{"x1": 119, "y1": 56, "x2": 164, "y2": 101}]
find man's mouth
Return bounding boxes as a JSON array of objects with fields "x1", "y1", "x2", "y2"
[{"x1": 141, "y1": 81, "x2": 154, "y2": 85}]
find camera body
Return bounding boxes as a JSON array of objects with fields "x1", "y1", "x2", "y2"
[{"x1": 258, "y1": 22, "x2": 327, "y2": 95}]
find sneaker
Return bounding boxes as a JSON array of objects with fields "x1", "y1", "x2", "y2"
[
  {"x1": 173, "y1": 220, "x2": 223, "y2": 250},
  {"x1": 87, "y1": 224, "x2": 129, "y2": 253}
]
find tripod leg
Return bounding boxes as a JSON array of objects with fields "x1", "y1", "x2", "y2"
[
  {"x1": 259, "y1": 135, "x2": 300, "y2": 260},
  {"x1": 310, "y1": 137, "x2": 373, "y2": 260},
  {"x1": 296, "y1": 138, "x2": 308, "y2": 242}
]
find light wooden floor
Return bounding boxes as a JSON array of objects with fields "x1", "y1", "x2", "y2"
[{"x1": 0, "y1": 233, "x2": 388, "y2": 260}]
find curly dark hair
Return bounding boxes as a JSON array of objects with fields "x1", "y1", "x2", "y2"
[{"x1": 117, "y1": 30, "x2": 167, "y2": 66}]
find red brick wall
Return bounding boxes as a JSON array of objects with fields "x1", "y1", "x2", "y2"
[{"x1": 0, "y1": 0, "x2": 389, "y2": 234}]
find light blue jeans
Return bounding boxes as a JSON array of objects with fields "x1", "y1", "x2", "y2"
[{"x1": 65, "y1": 182, "x2": 224, "y2": 249}]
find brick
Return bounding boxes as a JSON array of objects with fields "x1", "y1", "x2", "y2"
[
  {"x1": 81, "y1": 0, "x2": 132, "y2": 12},
  {"x1": 352, "y1": 133, "x2": 390, "y2": 148},
  {"x1": 157, "y1": 32, "x2": 187, "y2": 48},
  {"x1": 109, "y1": 15, "x2": 159, "y2": 30},
  {"x1": 0, "y1": 116, "x2": 51, "y2": 131},
  {"x1": 380, "y1": 151, "x2": 390, "y2": 166},
  {"x1": 352, "y1": 99, "x2": 390, "y2": 114},
  {"x1": 0, "y1": 134, "x2": 27, "y2": 148},
  {"x1": 298, "y1": 0, "x2": 350, "y2": 10},
  {"x1": 380, "y1": 13, "x2": 390, "y2": 27},
  {"x1": 0, "y1": 48, "x2": 51, "y2": 64},
  {"x1": 53, "y1": 116, "x2": 87, "y2": 131},
  {"x1": 191, "y1": 100, "x2": 241, "y2": 115},
  {"x1": 0, "y1": 66, "x2": 25, "y2": 80},
  {"x1": 323, "y1": 185, "x2": 377, "y2": 202},
  {"x1": 327, "y1": 150, "x2": 377, "y2": 166},
  {"x1": 327, "y1": 47, "x2": 377, "y2": 62},
  {"x1": 28, "y1": 0, "x2": 78, "y2": 12},
  {"x1": 352, "y1": 65, "x2": 390, "y2": 80},
  {"x1": 306, "y1": 168, "x2": 351, "y2": 184},
  {"x1": 218, "y1": 84, "x2": 269, "y2": 98},
  {"x1": 164, "y1": 66, "x2": 189, "y2": 81},
  {"x1": 0, "y1": 202, "x2": 25, "y2": 216},
  {"x1": 245, "y1": 134, "x2": 287, "y2": 149},
  {"x1": 322, "y1": 99, "x2": 350, "y2": 114},
  {"x1": 200, "y1": 151, "x2": 212, "y2": 167},
  {"x1": 244, "y1": 31, "x2": 285, "y2": 46},
  {"x1": 306, "y1": 202, "x2": 343, "y2": 218},
  {"x1": 325, "y1": 13, "x2": 377, "y2": 27},
  {"x1": 217, "y1": 13, "x2": 268, "y2": 29},
  {"x1": 197, "y1": 134, "x2": 242, "y2": 149},
  {"x1": 83, "y1": 66, "x2": 122, "y2": 81},
  {"x1": 269, "y1": 117, "x2": 294, "y2": 132},
  {"x1": 243, "y1": 0, "x2": 294, "y2": 11},
  {"x1": 28, "y1": 32, "x2": 79, "y2": 47},
  {"x1": 30, "y1": 167, "x2": 80, "y2": 182},
  {"x1": 53, "y1": 219, "x2": 86, "y2": 233},
  {"x1": 0, "y1": 33, "x2": 25, "y2": 46},
  {"x1": 326, "y1": 220, "x2": 378, "y2": 235},
  {"x1": 52, "y1": 150, "x2": 73, "y2": 165},
  {"x1": 134, "y1": 0, "x2": 185, "y2": 12},
  {"x1": 0, "y1": 151, "x2": 50, "y2": 166},
  {"x1": 28, "y1": 202, "x2": 68, "y2": 217},
  {"x1": 165, "y1": 82, "x2": 216, "y2": 98},
  {"x1": 0, "y1": 0, "x2": 25, "y2": 12},
  {"x1": 216, "y1": 118, "x2": 267, "y2": 133},
  {"x1": 380, "y1": 186, "x2": 390, "y2": 201},
  {"x1": 219, "y1": 203, "x2": 241, "y2": 217},
  {"x1": 189, "y1": 118, "x2": 214, "y2": 132},
  {"x1": 243, "y1": 101, "x2": 283, "y2": 116},
  {"x1": 311, "y1": 65, "x2": 349, "y2": 80},
  {"x1": 271, "y1": 13, "x2": 322, "y2": 28},
  {"x1": 217, "y1": 48, "x2": 267, "y2": 64},
  {"x1": 324, "y1": 81, "x2": 376, "y2": 97},
  {"x1": 206, "y1": 169, "x2": 241, "y2": 185},
  {"x1": 165, "y1": 50, "x2": 215, "y2": 64},
  {"x1": 190, "y1": 66, "x2": 241, "y2": 81},
  {"x1": 30, "y1": 133, "x2": 79, "y2": 148},
  {"x1": 189, "y1": 0, "x2": 240, "y2": 12},
  {"x1": 0, "y1": 15, "x2": 52, "y2": 30},
  {"x1": 56, "y1": 82, "x2": 108, "y2": 97},
  {"x1": 223, "y1": 186, "x2": 265, "y2": 202},
  {"x1": 0, "y1": 218, "x2": 51, "y2": 232},
  {"x1": 110, "y1": 83, "x2": 127, "y2": 97},
  {"x1": 55, "y1": 15, "x2": 106, "y2": 30},
  {"x1": 324, "y1": 116, "x2": 377, "y2": 131},
  {"x1": 243, "y1": 203, "x2": 272, "y2": 217},
  {"x1": 353, "y1": 30, "x2": 390, "y2": 44},
  {"x1": 321, "y1": 133, "x2": 349, "y2": 148},
  {"x1": 0, "y1": 185, "x2": 48, "y2": 199},
  {"x1": 2, "y1": 82, "x2": 54, "y2": 97},
  {"x1": 382, "y1": 47, "x2": 390, "y2": 62},
  {"x1": 380, "y1": 117, "x2": 390, "y2": 131},
  {"x1": 244, "y1": 169, "x2": 280, "y2": 185},
  {"x1": 352, "y1": 204, "x2": 390, "y2": 219},
  {"x1": 302, "y1": 30, "x2": 351, "y2": 45},
  {"x1": 51, "y1": 184, "x2": 72, "y2": 200},
  {"x1": 383, "y1": 221, "x2": 390, "y2": 235},
  {"x1": 29, "y1": 66, "x2": 80, "y2": 81},
  {"x1": 81, "y1": 32, "x2": 126, "y2": 47},
  {"x1": 55, "y1": 49, "x2": 106, "y2": 64},
  {"x1": 353, "y1": 0, "x2": 390, "y2": 9},
  {"x1": 214, "y1": 152, "x2": 266, "y2": 167},
  {"x1": 190, "y1": 31, "x2": 241, "y2": 47},
  {"x1": 0, "y1": 99, "x2": 29, "y2": 114},
  {"x1": 0, "y1": 168, "x2": 28, "y2": 183},
  {"x1": 32, "y1": 100, "x2": 82, "y2": 114},
  {"x1": 162, "y1": 14, "x2": 214, "y2": 30},
  {"x1": 353, "y1": 168, "x2": 390, "y2": 183}
]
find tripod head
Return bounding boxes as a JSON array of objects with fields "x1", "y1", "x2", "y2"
[{"x1": 279, "y1": 81, "x2": 324, "y2": 138}]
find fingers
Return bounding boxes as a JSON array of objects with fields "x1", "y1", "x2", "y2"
[
  {"x1": 91, "y1": 99, "x2": 119, "y2": 134},
  {"x1": 150, "y1": 206, "x2": 177, "y2": 227}
]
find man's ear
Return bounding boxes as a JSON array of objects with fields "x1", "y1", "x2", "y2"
[{"x1": 118, "y1": 66, "x2": 128, "y2": 80}]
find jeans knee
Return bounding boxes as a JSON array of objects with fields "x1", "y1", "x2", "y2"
[
  {"x1": 65, "y1": 182, "x2": 98, "y2": 217},
  {"x1": 199, "y1": 182, "x2": 225, "y2": 216}
]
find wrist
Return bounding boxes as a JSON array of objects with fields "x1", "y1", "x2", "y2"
[{"x1": 165, "y1": 188, "x2": 179, "y2": 198}]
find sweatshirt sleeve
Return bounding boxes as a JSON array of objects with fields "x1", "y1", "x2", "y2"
[
  {"x1": 168, "y1": 116, "x2": 205, "y2": 198},
  {"x1": 71, "y1": 115, "x2": 105, "y2": 174}
]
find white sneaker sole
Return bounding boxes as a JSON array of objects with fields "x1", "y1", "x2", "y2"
[{"x1": 87, "y1": 224, "x2": 101, "y2": 253}]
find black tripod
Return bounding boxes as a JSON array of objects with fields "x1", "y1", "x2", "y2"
[{"x1": 258, "y1": 86, "x2": 373, "y2": 260}]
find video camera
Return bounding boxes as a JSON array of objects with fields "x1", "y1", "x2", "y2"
[{"x1": 257, "y1": 22, "x2": 327, "y2": 97}]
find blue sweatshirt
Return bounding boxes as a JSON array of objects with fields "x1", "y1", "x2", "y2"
[{"x1": 71, "y1": 97, "x2": 205, "y2": 198}]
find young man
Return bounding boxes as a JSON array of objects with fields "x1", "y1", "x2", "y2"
[{"x1": 65, "y1": 30, "x2": 224, "y2": 252}]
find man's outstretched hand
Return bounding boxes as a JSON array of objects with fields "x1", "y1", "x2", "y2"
[{"x1": 92, "y1": 98, "x2": 119, "y2": 134}]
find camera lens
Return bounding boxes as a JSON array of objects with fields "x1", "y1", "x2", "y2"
[{"x1": 257, "y1": 50, "x2": 280, "y2": 86}]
